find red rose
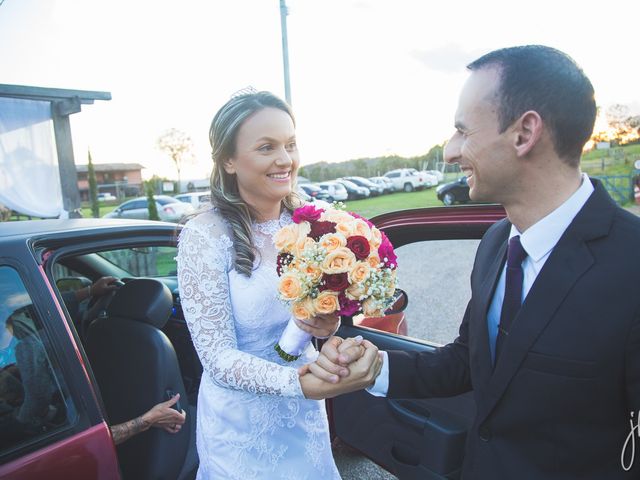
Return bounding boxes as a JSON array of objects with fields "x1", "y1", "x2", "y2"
[
  {"x1": 308, "y1": 220, "x2": 336, "y2": 241},
  {"x1": 346, "y1": 235, "x2": 370, "y2": 260},
  {"x1": 277, "y1": 252, "x2": 293, "y2": 276},
  {"x1": 319, "y1": 272, "x2": 349, "y2": 292}
]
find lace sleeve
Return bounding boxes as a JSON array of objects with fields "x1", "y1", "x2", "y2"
[{"x1": 177, "y1": 215, "x2": 303, "y2": 398}]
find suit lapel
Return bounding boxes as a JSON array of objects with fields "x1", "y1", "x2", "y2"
[{"x1": 478, "y1": 179, "x2": 615, "y2": 421}]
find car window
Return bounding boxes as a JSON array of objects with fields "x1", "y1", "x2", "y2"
[
  {"x1": 356, "y1": 239, "x2": 479, "y2": 345},
  {"x1": 386, "y1": 172, "x2": 400, "y2": 178},
  {"x1": 97, "y1": 246, "x2": 177, "y2": 277},
  {"x1": 0, "y1": 266, "x2": 78, "y2": 454},
  {"x1": 156, "y1": 197, "x2": 180, "y2": 206}
]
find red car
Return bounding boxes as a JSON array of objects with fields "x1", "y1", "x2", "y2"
[{"x1": 0, "y1": 204, "x2": 505, "y2": 479}]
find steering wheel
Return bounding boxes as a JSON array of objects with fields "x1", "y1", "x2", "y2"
[{"x1": 81, "y1": 280, "x2": 125, "y2": 340}]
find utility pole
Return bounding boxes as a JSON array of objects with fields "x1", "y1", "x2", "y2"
[{"x1": 279, "y1": 0, "x2": 292, "y2": 105}]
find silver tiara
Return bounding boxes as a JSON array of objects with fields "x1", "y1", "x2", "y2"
[{"x1": 230, "y1": 86, "x2": 258, "y2": 99}]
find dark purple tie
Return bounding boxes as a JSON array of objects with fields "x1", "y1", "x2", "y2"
[{"x1": 495, "y1": 235, "x2": 528, "y2": 361}]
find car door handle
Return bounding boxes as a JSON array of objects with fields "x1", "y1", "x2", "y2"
[{"x1": 388, "y1": 399, "x2": 431, "y2": 431}]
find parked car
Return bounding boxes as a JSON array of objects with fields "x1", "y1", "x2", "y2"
[
  {"x1": 103, "y1": 195, "x2": 194, "y2": 222},
  {"x1": 96, "y1": 192, "x2": 116, "y2": 202},
  {"x1": 436, "y1": 176, "x2": 471, "y2": 205},
  {"x1": 343, "y1": 176, "x2": 384, "y2": 196},
  {"x1": 299, "y1": 183, "x2": 332, "y2": 202},
  {"x1": 0, "y1": 205, "x2": 506, "y2": 479},
  {"x1": 424, "y1": 169, "x2": 444, "y2": 183},
  {"x1": 368, "y1": 176, "x2": 394, "y2": 194},
  {"x1": 296, "y1": 186, "x2": 312, "y2": 202},
  {"x1": 417, "y1": 170, "x2": 440, "y2": 187},
  {"x1": 317, "y1": 181, "x2": 349, "y2": 202},
  {"x1": 335, "y1": 179, "x2": 369, "y2": 200},
  {"x1": 174, "y1": 191, "x2": 212, "y2": 209},
  {"x1": 383, "y1": 168, "x2": 424, "y2": 192}
]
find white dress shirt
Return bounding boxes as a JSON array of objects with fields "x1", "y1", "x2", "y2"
[{"x1": 368, "y1": 173, "x2": 594, "y2": 397}]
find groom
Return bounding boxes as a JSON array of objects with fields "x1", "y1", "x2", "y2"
[{"x1": 301, "y1": 45, "x2": 640, "y2": 478}]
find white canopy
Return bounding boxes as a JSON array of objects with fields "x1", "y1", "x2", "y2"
[{"x1": 0, "y1": 97, "x2": 65, "y2": 218}]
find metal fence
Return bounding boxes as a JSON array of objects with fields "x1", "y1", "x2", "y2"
[{"x1": 593, "y1": 175, "x2": 635, "y2": 205}]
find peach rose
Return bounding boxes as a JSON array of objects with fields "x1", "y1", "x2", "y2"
[
  {"x1": 292, "y1": 297, "x2": 315, "y2": 320},
  {"x1": 313, "y1": 290, "x2": 340, "y2": 315},
  {"x1": 362, "y1": 297, "x2": 383, "y2": 317},
  {"x1": 367, "y1": 254, "x2": 381, "y2": 269},
  {"x1": 319, "y1": 232, "x2": 347, "y2": 253},
  {"x1": 274, "y1": 224, "x2": 303, "y2": 252},
  {"x1": 345, "y1": 282, "x2": 367, "y2": 301},
  {"x1": 349, "y1": 261, "x2": 371, "y2": 284},
  {"x1": 321, "y1": 209, "x2": 353, "y2": 224},
  {"x1": 321, "y1": 246, "x2": 356, "y2": 274},
  {"x1": 277, "y1": 272, "x2": 306, "y2": 301},
  {"x1": 369, "y1": 227, "x2": 382, "y2": 249},
  {"x1": 303, "y1": 262, "x2": 322, "y2": 282},
  {"x1": 352, "y1": 219, "x2": 372, "y2": 240},
  {"x1": 294, "y1": 235, "x2": 316, "y2": 256},
  {"x1": 335, "y1": 220, "x2": 355, "y2": 238}
]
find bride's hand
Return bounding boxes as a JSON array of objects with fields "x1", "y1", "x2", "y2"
[
  {"x1": 293, "y1": 313, "x2": 340, "y2": 338},
  {"x1": 298, "y1": 335, "x2": 365, "y2": 382}
]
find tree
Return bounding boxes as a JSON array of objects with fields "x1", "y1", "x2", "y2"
[
  {"x1": 157, "y1": 128, "x2": 194, "y2": 193},
  {"x1": 604, "y1": 104, "x2": 640, "y2": 145},
  {"x1": 87, "y1": 150, "x2": 99, "y2": 218},
  {"x1": 145, "y1": 181, "x2": 160, "y2": 221}
]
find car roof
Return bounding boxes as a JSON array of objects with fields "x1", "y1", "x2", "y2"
[{"x1": 0, "y1": 218, "x2": 178, "y2": 239}]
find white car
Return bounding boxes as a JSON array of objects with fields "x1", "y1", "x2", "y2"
[
  {"x1": 317, "y1": 181, "x2": 349, "y2": 202},
  {"x1": 383, "y1": 168, "x2": 424, "y2": 192},
  {"x1": 97, "y1": 192, "x2": 116, "y2": 202},
  {"x1": 103, "y1": 195, "x2": 195, "y2": 222},
  {"x1": 174, "y1": 191, "x2": 212, "y2": 209}
]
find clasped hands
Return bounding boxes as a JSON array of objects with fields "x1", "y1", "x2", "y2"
[{"x1": 298, "y1": 335, "x2": 383, "y2": 400}]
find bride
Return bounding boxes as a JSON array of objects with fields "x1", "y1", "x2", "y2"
[{"x1": 177, "y1": 90, "x2": 377, "y2": 479}]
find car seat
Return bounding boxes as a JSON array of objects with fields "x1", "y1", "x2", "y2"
[{"x1": 85, "y1": 278, "x2": 197, "y2": 480}]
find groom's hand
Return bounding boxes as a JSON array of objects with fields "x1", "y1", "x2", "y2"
[
  {"x1": 298, "y1": 335, "x2": 366, "y2": 383},
  {"x1": 294, "y1": 313, "x2": 340, "y2": 339}
]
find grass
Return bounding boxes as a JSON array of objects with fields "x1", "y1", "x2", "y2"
[{"x1": 344, "y1": 188, "x2": 442, "y2": 218}]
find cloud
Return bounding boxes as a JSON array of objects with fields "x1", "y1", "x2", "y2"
[{"x1": 411, "y1": 44, "x2": 484, "y2": 74}]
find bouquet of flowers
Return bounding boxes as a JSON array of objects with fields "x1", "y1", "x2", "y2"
[{"x1": 273, "y1": 203, "x2": 398, "y2": 361}]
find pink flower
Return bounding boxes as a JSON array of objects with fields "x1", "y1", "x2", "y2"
[
  {"x1": 337, "y1": 293, "x2": 361, "y2": 317},
  {"x1": 377, "y1": 233, "x2": 398, "y2": 270},
  {"x1": 292, "y1": 205, "x2": 324, "y2": 224}
]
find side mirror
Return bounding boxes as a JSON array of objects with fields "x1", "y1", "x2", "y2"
[{"x1": 384, "y1": 289, "x2": 408, "y2": 315}]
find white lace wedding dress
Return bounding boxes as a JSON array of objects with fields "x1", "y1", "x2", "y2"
[{"x1": 177, "y1": 208, "x2": 341, "y2": 480}]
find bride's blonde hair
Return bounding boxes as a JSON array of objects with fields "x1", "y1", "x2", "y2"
[{"x1": 209, "y1": 90, "x2": 302, "y2": 277}]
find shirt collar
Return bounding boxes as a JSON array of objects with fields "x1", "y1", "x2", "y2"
[{"x1": 509, "y1": 173, "x2": 594, "y2": 262}]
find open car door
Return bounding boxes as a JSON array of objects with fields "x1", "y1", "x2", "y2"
[{"x1": 329, "y1": 205, "x2": 505, "y2": 479}]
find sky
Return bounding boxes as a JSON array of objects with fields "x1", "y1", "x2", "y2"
[{"x1": 1, "y1": 0, "x2": 639, "y2": 181}]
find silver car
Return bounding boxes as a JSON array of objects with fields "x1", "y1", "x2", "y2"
[{"x1": 103, "y1": 195, "x2": 194, "y2": 222}]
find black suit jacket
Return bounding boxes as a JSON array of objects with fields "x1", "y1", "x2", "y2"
[{"x1": 387, "y1": 180, "x2": 640, "y2": 479}]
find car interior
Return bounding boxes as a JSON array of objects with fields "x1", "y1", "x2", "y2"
[{"x1": 50, "y1": 244, "x2": 201, "y2": 480}]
